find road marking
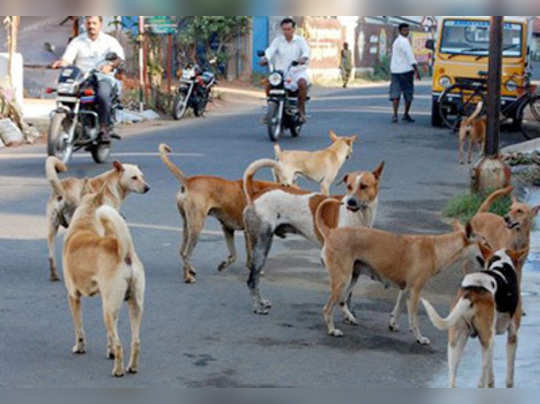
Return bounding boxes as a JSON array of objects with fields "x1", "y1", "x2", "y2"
[
  {"x1": 128, "y1": 222, "x2": 223, "y2": 236},
  {"x1": 309, "y1": 107, "x2": 431, "y2": 116},
  {"x1": 0, "y1": 152, "x2": 204, "y2": 160}
]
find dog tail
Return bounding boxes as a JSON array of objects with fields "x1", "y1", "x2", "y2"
[
  {"x1": 96, "y1": 205, "x2": 133, "y2": 264},
  {"x1": 159, "y1": 143, "x2": 188, "y2": 187},
  {"x1": 421, "y1": 297, "x2": 472, "y2": 331},
  {"x1": 477, "y1": 185, "x2": 514, "y2": 214},
  {"x1": 315, "y1": 199, "x2": 340, "y2": 242},
  {"x1": 243, "y1": 158, "x2": 283, "y2": 204},
  {"x1": 273, "y1": 143, "x2": 282, "y2": 159},
  {"x1": 466, "y1": 101, "x2": 483, "y2": 123},
  {"x1": 45, "y1": 156, "x2": 68, "y2": 197}
]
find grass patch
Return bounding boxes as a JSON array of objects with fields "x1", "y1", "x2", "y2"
[{"x1": 443, "y1": 189, "x2": 512, "y2": 224}]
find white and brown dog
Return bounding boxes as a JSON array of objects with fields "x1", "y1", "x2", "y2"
[
  {"x1": 315, "y1": 199, "x2": 478, "y2": 344},
  {"x1": 159, "y1": 144, "x2": 281, "y2": 284},
  {"x1": 459, "y1": 101, "x2": 486, "y2": 165},
  {"x1": 243, "y1": 158, "x2": 384, "y2": 315},
  {"x1": 273, "y1": 130, "x2": 358, "y2": 195},
  {"x1": 422, "y1": 244, "x2": 527, "y2": 388},
  {"x1": 63, "y1": 187, "x2": 145, "y2": 377},
  {"x1": 45, "y1": 157, "x2": 150, "y2": 281}
]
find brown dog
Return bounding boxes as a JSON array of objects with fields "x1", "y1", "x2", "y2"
[
  {"x1": 422, "y1": 244, "x2": 527, "y2": 387},
  {"x1": 45, "y1": 157, "x2": 150, "y2": 281},
  {"x1": 63, "y1": 188, "x2": 145, "y2": 377},
  {"x1": 243, "y1": 158, "x2": 384, "y2": 315},
  {"x1": 159, "y1": 144, "x2": 282, "y2": 283},
  {"x1": 273, "y1": 130, "x2": 357, "y2": 195},
  {"x1": 315, "y1": 199, "x2": 477, "y2": 344},
  {"x1": 469, "y1": 186, "x2": 539, "y2": 277},
  {"x1": 459, "y1": 101, "x2": 486, "y2": 165}
]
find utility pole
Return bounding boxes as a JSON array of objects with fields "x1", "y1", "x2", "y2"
[
  {"x1": 138, "y1": 16, "x2": 145, "y2": 112},
  {"x1": 472, "y1": 16, "x2": 511, "y2": 193}
]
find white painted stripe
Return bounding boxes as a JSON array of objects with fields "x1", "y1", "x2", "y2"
[
  {"x1": 0, "y1": 152, "x2": 203, "y2": 160},
  {"x1": 127, "y1": 222, "x2": 222, "y2": 236}
]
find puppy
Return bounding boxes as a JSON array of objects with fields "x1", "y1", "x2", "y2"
[
  {"x1": 315, "y1": 199, "x2": 477, "y2": 344},
  {"x1": 273, "y1": 130, "x2": 357, "y2": 195},
  {"x1": 459, "y1": 101, "x2": 486, "y2": 165},
  {"x1": 422, "y1": 244, "x2": 527, "y2": 388},
  {"x1": 63, "y1": 187, "x2": 145, "y2": 377},
  {"x1": 159, "y1": 144, "x2": 280, "y2": 284},
  {"x1": 469, "y1": 186, "x2": 539, "y2": 278},
  {"x1": 45, "y1": 157, "x2": 150, "y2": 281},
  {"x1": 243, "y1": 158, "x2": 384, "y2": 315}
]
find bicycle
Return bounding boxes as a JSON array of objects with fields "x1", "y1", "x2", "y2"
[{"x1": 438, "y1": 71, "x2": 540, "y2": 139}]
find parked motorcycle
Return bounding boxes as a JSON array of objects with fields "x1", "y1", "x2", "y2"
[
  {"x1": 44, "y1": 42, "x2": 122, "y2": 164},
  {"x1": 257, "y1": 50, "x2": 309, "y2": 142},
  {"x1": 173, "y1": 62, "x2": 217, "y2": 120}
]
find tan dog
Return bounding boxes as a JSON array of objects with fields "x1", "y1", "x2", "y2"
[
  {"x1": 273, "y1": 130, "x2": 357, "y2": 195},
  {"x1": 422, "y1": 244, "x2": 527, "y2": 387},
  {"x1": 315, "y1": 199, "x2": 477, "y2": 344},
  {"x1": 45, "y1": 157, "x2": 150, "y2": 281},
  {"x1": 243, "y1": 158, "x2": 384, "y2": 315},
  {"x1": 159, "y1": 144, "x2": 280, "y2": 284},
  {"x1": 63, "y1": 188, "x2": 145, "y2": 377},
  {"x1": 459, "y1": 101, "x2": 486, "y2": 165},
  {"x1": 469, "y1": 186, "x2": 539, "y2": 277}
]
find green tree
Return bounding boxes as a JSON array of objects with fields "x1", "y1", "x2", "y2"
[{"x1": 176, "y1": 16, "x2": 250, "y2": 74}]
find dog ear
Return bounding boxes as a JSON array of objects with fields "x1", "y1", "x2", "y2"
[
  {"x1": 531, "y1": 205, "x2": 540, "y2": 217},
  {"x1": 452, "y1": 219, "x2": 464, "y2": 233},
  {"x1": 348, "y1": 135, "x2": 358, "y2": 144},
  {"x1": 508, "y1": 248, "x2": 529, "y2": 268},
  {"x1": 372, "y1": 161, "x2": 385, "y2": 180},
  {"x1": 113, "y1": 160, "x2": 125, "y2": 172},
  {"x1": 478, "y1": 240, "x2": 493, "y2": 261},
  {"x1": 329, "y1": 130, "x2": 338, "y2": 142}
]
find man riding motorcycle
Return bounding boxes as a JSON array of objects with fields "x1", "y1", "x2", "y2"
[
  {"x1": 51, "y1": 16, "x2": 125, "y2": 144},
  {"x1": 260, "y1": 17, "x2": 310, "y2": 122}
]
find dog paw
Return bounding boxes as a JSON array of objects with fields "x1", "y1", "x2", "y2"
[
  {"x1": 253, "y1": 307, "x2": 270, "y2": 315},
  {"x1": 459, "y1": 161, "x2": 464, "y2": 165},
  {"x1": 329, "y1": 329, "x2": 344, "y2": 337},
  {"x1": 112, "y1": 368, "x2": 125, "y2": 377},
  {"x1": 184, "y1": 275, "x2": 196, "y2": 284},
  {"x1": 388, "y1": 322, "x2": 400, "y2": 332},
  {"x1": 72, "y1": 345, "x2": 86, "y2": 354},
  {"x1": 127, "y1": 366, "x2": 138, "y2": 374},
  {"x1": 49, "y1": 274, "x2": 60, "y2": 282},
  {"x1": 416, "y1": 336, "x2": 431, "y2": 345},
  {"x1": 261, "y1": 299, "x2": 272, "y2": 309},
  {"x1": 217, "y1": 261, "x2": 230, "y2": 272},
  {"x1": 344, "y1": 317, "x2": 358, "y2": 326}
]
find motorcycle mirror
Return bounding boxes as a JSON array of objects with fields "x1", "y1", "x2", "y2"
[
  {"x1": 44, "y1": 42, "x2": 58, "y2": 56},
  {"x1": 291, "y1": 61, "x2": 299, "y2": 67},
  {"x1": 105, "y1": 52, "x2": 118, "y2": 61},
  {"x1": 257, "y1": 50, "x2": 265, "y2": 57}
]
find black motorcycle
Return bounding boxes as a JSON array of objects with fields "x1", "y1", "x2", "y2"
[
  {"x1": 172, "y1": 62, "x2": 217, "y2": 120},
  {"x1": 257, "y1": 50, "x2": 308, "y2": 142},
  {"x1": 44, "y1": 42, "x2": 122, "y2": 164}
]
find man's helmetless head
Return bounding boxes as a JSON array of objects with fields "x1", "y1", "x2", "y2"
[
  {"x1": 280, "y1": 17, "x2": 296, "y2": 41},
  {"x1": 85, "y1": 16, "x2": 103, "y2": 40},
  {"x1": 399, "y1": 23, "x2": 410, "y2": 37}
]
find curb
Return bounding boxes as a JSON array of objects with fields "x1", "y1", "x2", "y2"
[{"x1": 502, "y1": 138, "x2": 540, "y2": 154}]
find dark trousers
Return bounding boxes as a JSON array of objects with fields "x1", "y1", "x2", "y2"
[{"x1": 96, "y1": 77, "x2": 114, "y2": 127}]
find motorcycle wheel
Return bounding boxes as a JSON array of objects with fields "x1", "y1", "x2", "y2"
[
  {"x1": 173, "y1": 93, "x2": 188, "y2": 120},
  {"x1": 91, "y1": 143, "x2": 111, "y2": 164},
  {"x1": 266, "y1": 101, "x2": 282, "y2": 142},
  {"x1": 47, "y1": 112, "x2": 73, "y2": 164}
]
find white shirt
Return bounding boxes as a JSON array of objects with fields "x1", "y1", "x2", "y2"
[
  {"x1": 390, "y1": 35, "x2": 417, "y2": 74},
  {"x1": 265, "y1": 34, "x2": 310, "y2": 73},
  {"x1": 62, "y1": 32, "x2": 125, "y2": 74}
]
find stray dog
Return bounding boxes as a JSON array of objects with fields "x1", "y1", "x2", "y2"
[
  {"x1": 159, "y1": 144, "x2": 281, "y2": 284},
  {"x1": 315, "y1": 199, "x2": 477, "y2": 344},
  {"x1": 62, "y1": 187, "x2": 145, "y2": 377},
  {"x1": 459, "y1": 101, "x2": 486, "y2": 165},
  {"x1": 273, "y1": 130, "x2": 357, "y2": 195},
  {"x1": 469, "y1": 186, "x2": 539, "y2": 278},
  {"x1": 243, "y1": 158, "x2": 384, "y2": 315},
  {"x1": 45, "y1": 157, "x2": 150, "y2": 281},
  {"x1": 422, "y1": 243, "x2": 527, "y2": 387}
]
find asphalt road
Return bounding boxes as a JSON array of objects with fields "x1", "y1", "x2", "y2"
[{"x1": 0, "y1": 81, "x2": 534, "y2": 387}]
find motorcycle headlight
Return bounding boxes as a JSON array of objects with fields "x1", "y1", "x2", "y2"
[
  {"x1": 505, "y1": 79, "x2": 518, "y2": 92},
  {"x1": 57, "y1": 82, "x2": 77, "y2": 94},
  {"x1": 439, "y1": 76, "x2": 452, "y2": 89},
  {"x1": 268, "y1": 72, "x2": 282, "y2": 86}
]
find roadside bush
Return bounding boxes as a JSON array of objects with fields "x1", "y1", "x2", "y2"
[{"x1": 443, "y1": 188, "x2": 512, "y2": 224}]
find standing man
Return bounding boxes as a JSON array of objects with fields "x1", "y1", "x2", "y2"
[
  {"x1": 262, "y1": 17, "x2": 311, "y2": 122},
  {"x1": 339, "y1": 42, "x2": 352, "y2": 88},
  {"x1": 51, "y1": 16, "x2": 125, "y2": 143},
  {"x1": 389, "y1": 23, "x2": 421, "y2": 123}
]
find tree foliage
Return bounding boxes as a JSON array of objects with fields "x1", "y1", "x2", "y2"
[{"x1": 176, "y1": 16, "x2": 250, "y2": 73}]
